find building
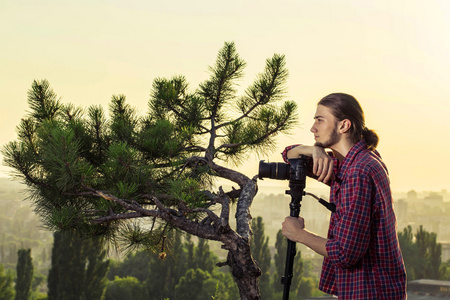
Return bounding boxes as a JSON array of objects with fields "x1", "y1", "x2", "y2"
[{"x1": 408, "y1": 279, "x2": 450, "y2": 298}]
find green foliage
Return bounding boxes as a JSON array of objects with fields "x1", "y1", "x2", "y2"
[
  {"x1": 3, "y1": 41, "x2": 297, "y2": 239},
  {"x1": 250, "y1": 216, "x2": 273, "y2": 299},
  {"x1": 398, "y1": 225, "x2": 445, "y2": 280},
  {"x1": 104, "y1": 276, "x2": 148, "y2": 300},
  {"x1": 26, "y1": 79, "x2": 61, "y2": 122},
  {"x1": 398, "y1": 225, "x2": 417, "y2": 279},
  {"x1": 198, "y1": 42, "x2": 246, "y2": 118},
  {"x1": 144, "y1": 232, "x2": 223, "y2": 299},
  {"x1": 170, "y1": 178, "x2": 207, "y2": 209},
  {"x1": 0, "y1": 264, "x2": 15, "y2": 300},
  {"x1": 441, "y1": 259, "x2": 450, "y2": 280},
  {"x1": 4, "y1": 43, "x2": 298, "y2": 299},
  {"x1": 15, "y1": 249, "x2": 34, "y2": 300},
  {"x1": 190, "y1": 237, "x2": 216, "y2": 274},
  {"x1": 84, "y1": 237, "x2": 110, "y2": 300},
  {"x1": 47, "y1": 231, "x2": 109, "y2": 300},
  {"x1": 107, "y1": 251, "x2": 151, "y2": 282},
  {"x1": 298, "y1": 277, "x2": 315, "y2": 299},
  {"x1": 174, "y1": 268, "x2": 212, "y2": 299},
  {"x1": 107, "y1": 231, "x2": 239, "y2": 300}
]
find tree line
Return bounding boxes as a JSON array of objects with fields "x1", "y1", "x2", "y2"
[
  {"x1": 0, "y1": 178, "x2": 53, "y2": 272},
  {"x1": 0, "y1": 216, "x2": 321, "y2": 299},
  {"x1": 2, "y1": 216, "x2": 449, "y2": 299}
]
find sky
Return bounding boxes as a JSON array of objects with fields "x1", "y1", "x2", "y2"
[{"x1": 1, "y1": 0, "x2": 449, "y2": 193}]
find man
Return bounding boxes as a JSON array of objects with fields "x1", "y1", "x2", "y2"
[{"x1": 281, "y1": 93, "x2": 407, "y2": 299}]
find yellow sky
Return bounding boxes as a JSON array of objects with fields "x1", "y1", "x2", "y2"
[{"x1": 1, "y1": 0, "x2": 449, "y2": 192}]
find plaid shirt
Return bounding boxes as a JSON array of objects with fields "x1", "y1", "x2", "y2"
[{"x1": 282, "y1": 142, "x2": 407, "y2": 299}]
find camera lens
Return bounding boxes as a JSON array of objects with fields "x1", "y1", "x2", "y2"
[{"x1": 258, "y1": 161, "x2": 290, "y2": 180}]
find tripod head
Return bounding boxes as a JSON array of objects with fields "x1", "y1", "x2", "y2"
[{"x1": 259, "y1": 157, "x2": 336, "y2": 213}]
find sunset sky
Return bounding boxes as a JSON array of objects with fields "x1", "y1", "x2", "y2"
[{"x1": 1, "y1": 0, "x2": 449, "y2": 192}]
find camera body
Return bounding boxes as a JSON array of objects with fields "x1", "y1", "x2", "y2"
[{"x1": 258, "y1": 157, "x2": 307, "y2": 183}]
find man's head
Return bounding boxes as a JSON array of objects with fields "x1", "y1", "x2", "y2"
[
  {"x1": 310, "y1": 104, "x2": 341, "y2": 148},
  {"x1": 313, "y1": 93, "x2": 379, "y2": 150}
]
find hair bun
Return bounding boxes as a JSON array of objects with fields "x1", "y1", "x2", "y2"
[{"x1": 362, "y1": 127, "x2": 379, "y2": 150}]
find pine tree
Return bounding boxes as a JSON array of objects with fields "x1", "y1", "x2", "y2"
[
  {"x1": 398, "y1": 225, "x2": 444, "y2": 280},
  {"x1": 194, "y1": 238, "x2": 216, "y2": 273},
  {"x1": 250, "y1": 216, "x2": 273, "y2": 299},
  {"x1": 414, "y1": 225, "x2": 443, "y2": 279},
  {"x1": 57, "y1": 231, "x2": 85, "y2": 300},
  {"x1": 47, "y1": 232, "x2": 61, "y2": 300},
  {"x1": 84, "y1": 237, "x2": 110, "y2": 300},
  {"x1": 398, "y1": 225, "x2": 418, "y2": 280},
  {"x1": 47, "y1": 230, "x2": 109, "y2": 300},
  {"x1": 3, "y1": 42, "x2": 298, "y2": 299},
  {"x1": 15, "y1": 249, "x2": 33, "y2": 300}
]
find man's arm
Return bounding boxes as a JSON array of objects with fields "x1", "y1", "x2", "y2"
[
  {"x1": 284, "y1": 145, "x2": 335, "y2": 184},
  {"x1": 325, "y1": 173, "x2": 373, "y2": 268},
  {"x1": 282, "y1": 216, "x2": 329, "y2": 257}
]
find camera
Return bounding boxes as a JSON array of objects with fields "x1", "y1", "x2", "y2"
[
  {"x1": 258, "y1": 157, "x2": 336, "y2": 213},
  {"x1": 258, "y1": 157, "x2": 307, "y2": 182}
]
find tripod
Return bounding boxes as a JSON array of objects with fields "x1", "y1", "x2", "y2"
[
  {"x1": 281, "y1": 157, "x2": 307, "y2": 300},
  {"x1": 257, "y1": 157, "x2": 336, "y2": 299}
]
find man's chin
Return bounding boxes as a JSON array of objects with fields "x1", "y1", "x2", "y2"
[{"x1": 314, "y1": 142, "x2": 325, "y2": 147}]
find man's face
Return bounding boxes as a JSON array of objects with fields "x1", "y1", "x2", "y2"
[{"x1": 310, "y1": 105, "x2": 340, "y2": 148}]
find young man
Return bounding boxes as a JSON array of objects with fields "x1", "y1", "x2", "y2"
[{"x1": 281, "y1": 93, "x2": 407, "y2": 299}]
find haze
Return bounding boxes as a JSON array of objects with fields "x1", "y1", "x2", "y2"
[{"x1": 1, "y1": 0, "x2": 449, "y2": 192}]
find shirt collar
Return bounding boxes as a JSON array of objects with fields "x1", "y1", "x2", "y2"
[{"x1": 335, "y1": 140, "x2": 368, "y2": 179}]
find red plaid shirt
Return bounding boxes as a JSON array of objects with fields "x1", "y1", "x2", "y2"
[{"x1": 282, "y1": 141, "x2": 407, "y2": 299}]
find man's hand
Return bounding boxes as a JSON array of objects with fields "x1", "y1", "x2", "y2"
[
  {"x1": 282, "y1": 216, "x2": 329, "y2": 257},
  {"x1": 312, "y1": 146, "x2": 334, "y2": 184},
  {"x1": 285, "y1": 145, "x2": 334, "y2": 184},
  {"x1": 281, "y1": 216, "x2": 305, "y2": 243}
]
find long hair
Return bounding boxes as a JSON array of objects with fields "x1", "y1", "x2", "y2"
[{"x1": 318, "y1": 93, "x2": 379, "y2": 150}]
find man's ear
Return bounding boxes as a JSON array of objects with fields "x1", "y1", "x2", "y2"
[{"x1": 339, "y1": 119, "x2": 352, "y2": 133}]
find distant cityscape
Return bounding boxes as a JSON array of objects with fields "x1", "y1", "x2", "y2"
[
  {"x1": 246, "y1": 186, "x2": 450, "y2": 262},
  {"x1": 1, "y1": 178, "x2": 450, "y2": 298}
]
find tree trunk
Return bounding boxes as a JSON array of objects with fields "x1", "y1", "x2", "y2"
[
  {"x1": 221, "y1": 231, "x2": 261, "y2": 300},
  {"x1": 219, "y1": 176, "x2": 262, "y2": 300}
]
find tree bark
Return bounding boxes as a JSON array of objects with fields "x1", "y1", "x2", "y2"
[{"x1": 220, "y1": 230, "x2": 261, "y2": 300}]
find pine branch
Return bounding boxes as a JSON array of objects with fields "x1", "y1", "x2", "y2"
[
  {"x1": 215, "y1": 121, "x2": 281, "y2": 151},
  {"x1": 218, "y1": 187, "x2": 231, "y2": 233},
  {"x1": 184, "y1": 145, "x2": 207, "y2": 152},
  {"x1": 82, "y1": 186, "x2": 221, "y2": 241},
  {"x1": 215, "y1": 100, "x2": 261, "y2": 131},
  {"x1": 91, "y1": 212, "x2": 148, "y2": 223}
]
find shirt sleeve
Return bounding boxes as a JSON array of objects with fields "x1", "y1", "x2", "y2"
[
  {"x1": 281, "y1": 144, "x2": 301, "y2": 163},
  {"x1": 281, "y1": 144, "x2": 325, "y2": 180},
  {"x1": 325, "y1": 172, "x2": 373, "y2": 269}
]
